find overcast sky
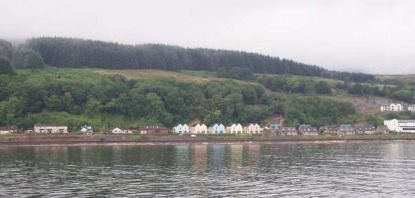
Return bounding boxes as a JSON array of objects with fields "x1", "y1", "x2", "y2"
[{"x1": 1, "y1": 0, "x2": 414, "y2": 74}]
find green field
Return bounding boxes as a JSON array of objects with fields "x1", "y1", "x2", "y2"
[{"x1": 94, "y1": 68, "x2": 256, "y2": 85}]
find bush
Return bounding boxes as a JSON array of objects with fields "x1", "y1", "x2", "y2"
[{"x1": 314, "y1": 81, "x2": 332, "y2": 94}]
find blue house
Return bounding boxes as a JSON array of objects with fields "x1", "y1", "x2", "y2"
[
  {"x1": 173, "y1": 124, "x2": 189, "y2": 134},
  {"x1": 210, "y1": 123, "x2": 225, "y2": 134}
]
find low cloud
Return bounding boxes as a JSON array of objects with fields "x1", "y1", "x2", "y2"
[{"x1": 1, "y1": 0, "x2": 414, "y2": 74}]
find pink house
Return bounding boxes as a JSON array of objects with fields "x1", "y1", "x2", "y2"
[{"x1": 243, "y1": 123, "x2": 263, "y2": 134}]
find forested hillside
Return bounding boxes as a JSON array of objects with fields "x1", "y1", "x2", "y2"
[
  {"x1": 0, "y1": 67, "x2": 357, "y2": 131},
  {"x1": 1, "y1": 37, "x2": 413, "y2": 131},
  {"x1": 26, "y1": 37, "x2": 374, "y2": 82}
]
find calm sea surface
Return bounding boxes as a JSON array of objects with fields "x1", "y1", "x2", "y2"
[{"x1": 1, "y1": 141, "x2": 415, "y2": 197}]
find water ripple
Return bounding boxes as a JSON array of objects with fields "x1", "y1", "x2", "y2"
[{"x1": 1, "y1": 142, "x2": 415, "y2": 197}]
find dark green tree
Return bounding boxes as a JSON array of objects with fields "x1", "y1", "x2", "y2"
[
  {"x1": 13, "y1": 49, "x2": 45, "y2": 69},
  {"x1": 0, "y1": 39, "x2": 13, "y2": 60},
  {"x1": 0, "y1": 57, "x2": 13, "y2": 75}
]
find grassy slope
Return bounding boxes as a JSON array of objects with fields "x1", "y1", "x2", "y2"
[
  {"x1": 376, "y1": 74, "x2": 415, "y2": 85},
  {"x1": 94, "y1": 68, "x2": 257, "y2": 85},
  {"x1": 260, "y1": 73, "x2": 394, "y2": 88},
  {"x1": 255, "y1": 73, "x2": 343, "y2": 86}
]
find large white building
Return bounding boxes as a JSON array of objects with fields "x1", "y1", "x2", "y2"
[
  {"x1": 380, "y1": 103, "x2": 404, "y2": 112},
  {"x1": 34, "y1": 124, "x2": 68, "y2": 134},
  {"x1": 384, "y1": 119, "x2": 415, "y2": 133}
]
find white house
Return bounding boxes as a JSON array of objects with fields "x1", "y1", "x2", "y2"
[
  {"x1": 384, "y1": 119, "x2": 415, "y2": 133},
  {"x1": 209, "y1": 123, "x2": 225, "y2": 134},
  {"x1": 191, "y1": 124, "x2": 208, "y2": 134},
  {"x1": 34, "y1": 124, "x2": 68, "y2": 134},
  {"x1": 408, "y1": 105, "x2": 415, "y2": 112},
  {"x1": 380, "y1": 103, "x2": 404, "y2": 112},
  {"x1": 0, "y1": 126, "x2": 17, "y2": 135},
  {"x1": 243, "y1": 123, "x2": 263, "y2": 134},
  {"x1": 226, "y1": 123, "x2": 243, "y2": 134},
  {"x1": 80, "y1": 125, "x2": 93, "y2": 133},
  {"x1": 173, "y1": 124, "x2": 189, "y2": 134},
  {"x1": 110, "y1": 127, "x2": 132, "y2": 134}
]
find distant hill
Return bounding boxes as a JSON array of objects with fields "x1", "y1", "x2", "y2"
[{"x1": 26, "y1": 37, "x2": 374, "y2": 82}]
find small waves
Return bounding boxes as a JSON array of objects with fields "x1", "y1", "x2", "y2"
[{"x1": 1, "y1": 142, "x2": 415, "y2": 197}]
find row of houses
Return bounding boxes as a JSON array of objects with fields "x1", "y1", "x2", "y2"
[
  {"x1": 4, "y1": 120, "x2": 414, "y2": 135},
  {"x1": 265, "y1": 124, "x2": 319, "y2": 136},
  {"x1": 0, "y1": 124, "x2": 170, "y2": 135},
  {"x1": 266, "y1": 123, "x2": 387, "y2": 135},
  {"x1": 109, "y1": 125, "x2": 170, "y2": 135},
  {"x1": 172, "y1": 123, "x2": 388, "y2": 136},
  {"x1": 266, "y1": 124, "x2": 319, "y2": 135},
  {"x1": 380, "y1": 103, "x2": 415, "y2": 112},
  {"x1": 0, "y1": 124, "x2": 80, "y2": 135},
  {"x1": 0, "y1": 125, "x2": 71, "y2": 134},
  {"x1": 172, "y1": 123, "x2": 263, "y2": 134},
  {"x1": 321, "y1": 123, "x2": 385, "y2": 135},
  {"x1": 34, "y1": 125, "x2": 96, "y2": 134}
]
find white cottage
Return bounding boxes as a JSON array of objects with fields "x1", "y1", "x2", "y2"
[
  {"x1": 226, "y1": 123, "x2": 243, "y2": 134},
  {"x1": 110, "y1": 127, "x2": 133, "y2": 134},
  {"x1": 244, "y1": 123, "x2": 263, "y2": 134},
  {"x1": 191, "y1": 124, "x2": 208, "y2": 134},
  {"x1": 80, "y1": 125, "x2": 93, "y2": 133},
  {"x1": 408, "y1": 105, "x2": 415, "y2": 112}
]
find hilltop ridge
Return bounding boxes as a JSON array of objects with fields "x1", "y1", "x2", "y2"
[{"x1": 26, "y1": 37, "x2": 374, "y2": 82}]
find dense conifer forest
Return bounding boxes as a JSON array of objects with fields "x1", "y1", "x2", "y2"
[{"x1": 27, "y1": 37, "x2": 374, "y2": 82}]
